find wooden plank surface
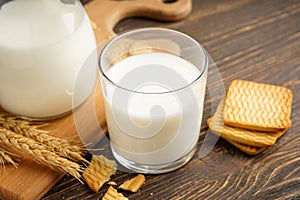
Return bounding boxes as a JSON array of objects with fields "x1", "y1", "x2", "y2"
[{"x1": 43, "y1": 0, "x2": 300, "y2": 199}]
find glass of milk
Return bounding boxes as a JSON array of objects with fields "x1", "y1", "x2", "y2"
[
  {"x1": 0, "y1": 0, "x2": 97, "y2": 120},
  {"x1": 99, "y1": 28, "x2": 208, "y2": 174}
]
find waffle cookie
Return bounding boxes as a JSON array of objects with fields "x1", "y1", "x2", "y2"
[
  {"x1": 226, "y1": 140, "x2": 265, "y2": 156},
  {"x1": 207, "y1": 118, "x2": 265, "y2": 155},
  {"x1": 207, "y1": 80, "x2": 293, "y2": 155},
  {"x1": 208, "y1": 98, "x2": 288, "y2": 147},
  {"x1": 224, "y1": 80, "x2": 293, "y2": 132}
]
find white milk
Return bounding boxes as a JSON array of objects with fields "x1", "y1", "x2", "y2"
[
  {"x1": 0, "y1": 0, "x2": 97, "y2": 119},
  {"x1": 102, "y1": 52, "x2": 207, "y2": 165}
]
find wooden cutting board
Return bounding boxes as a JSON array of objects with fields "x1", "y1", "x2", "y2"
[{"x1": 0, "y1": 0, "x2": 191, "y2": 199}]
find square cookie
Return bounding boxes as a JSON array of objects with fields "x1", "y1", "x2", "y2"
[
  {"x1": 224, "y1": 80, "x2": 292, "y2": 132},
  {"x1": 208, "y1": 97, "x2": 288, "y2": 147}
]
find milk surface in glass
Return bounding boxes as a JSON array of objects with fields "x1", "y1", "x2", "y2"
[
  {"x1": 0, "y1": 0, "x2": 97, "y2": 119},
  {"x1": 103, "y1": 52, "x2": 206, "y2": 165}
]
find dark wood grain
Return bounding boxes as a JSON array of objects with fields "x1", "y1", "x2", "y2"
[{"x1": 43, "y1": 0, "x2": 300, "y2": 199}]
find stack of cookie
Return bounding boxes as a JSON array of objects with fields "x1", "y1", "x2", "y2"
[{"x1": 208, "y1": 80, "x2": 293, "y2": 155}]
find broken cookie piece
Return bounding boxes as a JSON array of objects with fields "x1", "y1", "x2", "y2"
[
  {"x1": 83, "y1": 155, "x2": 117, "y2": 192},
  {"x1": 102, "y1": 186, "x2": 128, "y2": 200},
  {"x1": 119, "y1": 174, "x2": 146, "y2": 192}
]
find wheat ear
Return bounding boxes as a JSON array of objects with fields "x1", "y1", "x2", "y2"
[
  {"x1": 0, "y1": 147, "x2": 18, "y2": 168},
  {"x1": 0, "y1": 128, "x2": 82, "y2": 180},
  {"x1": 0, "y1": 115, "x2": 87, "y2": 163}
]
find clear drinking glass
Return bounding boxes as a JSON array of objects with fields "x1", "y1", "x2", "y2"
[
  {"x1": 99, "y1": 28, "x2": 208, "y2": 174},
  {"x1": 0, "y1": 0, "x2": 97, "y2": 120}
]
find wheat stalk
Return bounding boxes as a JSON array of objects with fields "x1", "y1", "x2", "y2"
[
  {"x1": 0, "y1": 115, "x2": 87, "y2": 163},
  {"x1": 0, "y1": 147, "x2": 18, "y2": 168},
  {"x1": 0, "y1": 128, "x2": 82, "y2": 180}
]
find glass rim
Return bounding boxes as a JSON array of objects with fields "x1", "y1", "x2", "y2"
[{"x1": 98, "y1": 27, "x2": 208, "y2": 95}]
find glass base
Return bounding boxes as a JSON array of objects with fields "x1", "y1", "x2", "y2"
[
  {"x1": 16, "y1": 110, "x2": 72, "y2": 121},
  {"x1": 0, "y1": 108, "x2": 73, "y2": 121},
  {"x1": 111, "y1": 145, "x2": 196, "y2": 174}
]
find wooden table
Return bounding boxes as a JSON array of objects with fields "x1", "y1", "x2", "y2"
[{"x1": 43, "y1": 0, "x2": 300, "y2": 199}]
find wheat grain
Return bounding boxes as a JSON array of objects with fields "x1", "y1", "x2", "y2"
[
  {"x1": 0, "y1": 115, "x2": 87, "y2": 163},
  {"x1": 0, "y1": 147, "x2": 18, "y2": 168},
  {"x1": 0, "y1": 128, "x2": 82, "y2": 180}
]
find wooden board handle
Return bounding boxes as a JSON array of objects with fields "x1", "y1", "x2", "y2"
[{"x1": 84, "y1": 0, "x2": 192, "y2": 45}]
